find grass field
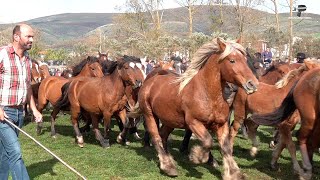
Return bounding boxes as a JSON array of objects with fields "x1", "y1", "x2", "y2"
[{"x1": 17, "y1": 111, "x2": 320, "y2": 180}]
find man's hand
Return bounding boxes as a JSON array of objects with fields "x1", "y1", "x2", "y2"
[
  {"x1": 0, "y1": 107, "x2": 8, "y2": 121},
  {"x1": 33, "y1": 109, "x2": 43, "y2": 123}
]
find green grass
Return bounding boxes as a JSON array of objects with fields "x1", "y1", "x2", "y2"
[{"x1": 17, "y1": 111, "x2": 320, "y2": 179}]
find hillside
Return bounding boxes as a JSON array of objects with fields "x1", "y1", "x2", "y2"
[{"x1": 0, "y1": 5, "x2": 319, "y2": 48}]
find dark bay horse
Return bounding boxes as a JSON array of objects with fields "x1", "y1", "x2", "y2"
[
  {"x1": 251, "y1": 64, "x2": 320, "y2": 180},
  {"x1": 128, "y1": 38, "x2": 258, "y2": 178},
  {"x1": 55, "y1": 58, "x2": 144, "y2": 148},
  {"x1": 36, "y1": 56, "x2": 105, "y2": 136}
]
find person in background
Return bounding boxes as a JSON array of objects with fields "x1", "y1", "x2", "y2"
[
  {"x1": 0, "y1": 24, "x2": 43, "y2": 180},
  {"x1": 262, "y1": 47, "x2": 273, "y2": 65},
  {"x1": 146, "y1": 59, "x2": 154, "y2": 75},
  {"x1": 296, "y1": 52, "x2": 306, "y2": 63}
]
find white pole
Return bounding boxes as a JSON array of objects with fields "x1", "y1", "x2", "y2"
[{"x1": 4, "y1": 118, "x2": 87, "y2": 180}]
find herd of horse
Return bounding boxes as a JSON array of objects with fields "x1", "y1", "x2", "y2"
[{"x1": 29, "y1": 38, "x2": 320, "y2": 179}]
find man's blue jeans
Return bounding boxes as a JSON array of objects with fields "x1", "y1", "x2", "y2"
[{"x1": 0, "y1": 106, "x2": 29, "y2": 180}]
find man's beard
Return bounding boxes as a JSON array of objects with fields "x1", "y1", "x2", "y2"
[{"x1": 24, "y1": 43, "x2": 32, "y2": 50}]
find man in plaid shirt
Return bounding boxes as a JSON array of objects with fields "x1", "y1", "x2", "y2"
[{"x1": 0, "y1": 24, "x2": 42, "y2": 180}]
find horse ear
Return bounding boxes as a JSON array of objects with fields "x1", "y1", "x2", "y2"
[
  {"x1": 236, "y1": 36, "x2": 242, "y2": 44},
  {"x1": 217, "y1": 38, "x2": 226, "y2": 52},
  {"x1": 159, "y1": 60, "x2": 163, "y2": 66},
  {"x1": 98, "y1": 51, "x2": 101, "y2": 56}
]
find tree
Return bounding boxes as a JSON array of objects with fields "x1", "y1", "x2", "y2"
[
  {"x1": 175, "y1": 0, "x2": 204, "y2": 37},
  {"x1": 44, "y1": 49, "x2": 69, "y2": 61},
  {"x1": 228, "y1": 0, "x2": 264, "y2": 38}
]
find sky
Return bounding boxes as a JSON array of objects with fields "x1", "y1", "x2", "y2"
[{"x1": 0, "y1": 0, "x2": 318, "y2": 24}]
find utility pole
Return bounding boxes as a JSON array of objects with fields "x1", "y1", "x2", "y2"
[{"x1": 289, "y1": 0, "x2": 293, "y2": 62}]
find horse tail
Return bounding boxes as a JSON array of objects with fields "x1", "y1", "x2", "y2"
[
  {"x1": 127, "y1": 102, "x2": 143, "y2": 118},
  {"x1": 251, "y1": 82, "x2": 297, "y2": 126},
  {"x1": 55, "y1": 82, "x2": 71, "y2": 110}
]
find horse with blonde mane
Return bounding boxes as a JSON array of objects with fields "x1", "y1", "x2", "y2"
[{"x1": 128, "y1": 38, "x2": 258, "y2": 178}]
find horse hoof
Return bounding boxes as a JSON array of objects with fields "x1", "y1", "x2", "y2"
[
  {"x1": 189, "y1": 145, "x2": 209, "y2": 164},
  {"x1": 250, "y1": 147, "x2": 258, "y2": 157},
  {"x1": 101, "y1": 139, "x2": 110, "y2": 148},
  {"x1": 51, "y1": 135, "x2": 57, "y2": 139},
  {"x1": 116, "y1": 135, "x2": 123, "y2": 144},
  {"x1": 125, "y1": 141, "x2": 131, "y2": 146},
  {"x1": 164, "y1": 168, "x2": 178, "y2": 177},
  {"x1": 211, "y1": 160, "x2": 219, "y2": 168},
  {"x1": 269, "y1": 141, "x2": 276, "y2": 149},
  {"x1": 270, "y1": 163, "x2": 279, "y2": 171},
  {"x1": 78, "y1": 143, "x2": 84, "y2": 148},
  {"x1": 133, "y1": 132, "x2": 142, "y2": 140}
]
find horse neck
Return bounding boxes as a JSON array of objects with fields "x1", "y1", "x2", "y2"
[
  {"x1": 77, "y1": 64, "x2": 93, "y2": 77},
  {"x1": 192, "y1": 57, "x2": 224, "y2": 98},
  {"x1": 104, "y1": 69, "x2": 126, "y2": 95}
]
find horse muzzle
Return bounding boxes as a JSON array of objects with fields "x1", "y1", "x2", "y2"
[{"x1": 242, "y1": 80, "x2": 258, "y2": 94}]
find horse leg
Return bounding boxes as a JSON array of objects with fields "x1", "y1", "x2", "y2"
[
  {"x1": 49, "y1": 107, "x2": 60, "y2": 138},
  {"x1": 298, "y1": 125, "x2": 314, "y2": 179},
  {"x1": 159, "y1": 125, "x2": 174, "y2": 153},
  {"x1": 70, "y1": 106, "x2": 84, "y2": 148},
  {"x1": 79, "y1": 111, "x2": 92, "y2": 135},
  {"x1": 102, "y1": 111, "x2": 113, "y2": 147},
  {"x1": 270, "y1": 132, "x2": 286, "y2": 171},
  {"x1": 143, "y1": 115, "x2": 159, "y2": 147},
  {"x1": 179, "y1": 129, "x2": 192, "y2": 153},
  {"x1": 215, "y1": 122, "x2": 241, "y2": 179},
  {"x1": 271, "y1": 113, "x2": 303, "y2": 175},
  {"x1": 230, "y1": 116, "x2": 244, "y2": 152},
  {"x1": 116, "y1": 109, "x2": 130, "y2": 145},
  {"x1": 144, "y1": 113, "x2": 177, "y2": 176},
  {"x1": 245, "y1": 119, "x2": 259, "y2": 157},
  {"x1": 91, "y1": 114, "x2": 109, "y2": 148}
]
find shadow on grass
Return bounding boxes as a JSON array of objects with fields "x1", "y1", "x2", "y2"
[
  {"x1": 127, "y1": 143, "x2": 222, "y2": 179},
  {"x1": 28, "y1": 158, "x2": 58, "y2": 178}
]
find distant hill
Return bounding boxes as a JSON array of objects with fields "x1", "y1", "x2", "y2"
[{"x1": 0, "y1": 5, "x2": 319, "y2": 48}]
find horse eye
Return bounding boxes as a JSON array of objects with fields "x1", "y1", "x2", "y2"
[{"x1": 230, "y1": 59, "x2": 235, "y2": 63}]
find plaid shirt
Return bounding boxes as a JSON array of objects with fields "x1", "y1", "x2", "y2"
[{"x1": 0, "y1": 45, "x2": 32, "y2": 106}]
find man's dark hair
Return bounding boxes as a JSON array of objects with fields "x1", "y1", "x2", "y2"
[{"x1": 12, "y1": 25, "x2": 21, "y2": 40}]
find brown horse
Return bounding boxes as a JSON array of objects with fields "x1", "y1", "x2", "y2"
[
  {"x1": 128, "y1": 38, "x2": 258, "y2": 178},
  {"x1": 178, "y1": 61, "x2": 295, "y2": 154},
  {"x1": 31, "y1": 60, "x2": 51, "y2": 84},
  {"x1": 230, "y1": 65, "x2": 307, "y2": 174},
  {"x1": 251, "y1": 65, "x2": 320, "y2": 180},
  {"x1": 36, "y1": 56, "x2": 105, "y2": 136},
  {"x1": 55, "y1": 57, "x2": 144, "y2": 148}
]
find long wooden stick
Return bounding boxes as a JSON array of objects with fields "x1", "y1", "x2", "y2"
[{"x1": 4, "y1": 118, "x2": 87, "y2": 180}]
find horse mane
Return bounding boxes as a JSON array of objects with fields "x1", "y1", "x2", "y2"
[
  {"x1": 275, "y1": 64, "x2": 307, "y2": 89},
  {"x1": 175, "y1": 38, "x2": 246, "y2": 93},
  {"x1": 123, "y1": 55, "x2": 141, "y2": 63},
  {"x1": 102, "y1": 60, "x2": 118, "y2": 74},
  {"x1": 72, "y1": 56, "x2": 99, "y2": 76}
]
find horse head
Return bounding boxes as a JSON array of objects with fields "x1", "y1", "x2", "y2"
[
  {"x1": 73, "y1": 56, "x2": 104, "y2": 78},
  {"x1": 217, "y1": 38, "x2": 258, "y2": 94},
  {"x1": 38, "y1": 61, "x2": 50, "y2": 80},
  {"x1": 98, "y1": 51, "x2": 109, "y2": 62},
  {"x1": 117, "y1": 58, "x2": 144, "y2": 89}
]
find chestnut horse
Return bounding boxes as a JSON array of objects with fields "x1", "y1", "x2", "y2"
[
  {"x1": 31, "y1": 60, "x2": 51, "y2": 84},
  {"x1": 128, "y1": 38, "x2": 258, "y2": 178},
  {"x1": 178, "y1": 58, "x2": 293, "y2": 155},
  {"x1": 55, "y1": 58, "x2": 144, "y2": 148},
  {"x1": 231, "y1": 65, "x2": 307, "y2": 173},
  {"x1": 36, "y1": 56, "x2": 105, "y2": 136},
  {"x1": 252, "y1": 64, "x2": 320, "y2": 180}
]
